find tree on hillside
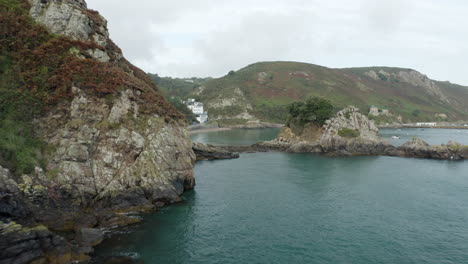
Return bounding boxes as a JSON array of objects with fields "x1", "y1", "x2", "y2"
[{"x1": 287, "y1": 96, "x2": 335, "y2": 127}]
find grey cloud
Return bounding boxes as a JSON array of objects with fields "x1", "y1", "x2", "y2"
[{"x1": 86, "y1": 0, "x2": 468, "y2": 85}]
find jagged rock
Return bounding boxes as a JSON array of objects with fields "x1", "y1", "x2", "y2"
[
  {"x1": 0, "y1": 167, "x2": 28, "y2": 220},
  {"x1": 76, "y1": 228, "x2": 103, "y2": 247},
  {"x1": 193, "y1": 143, "x2": 240, "y2": 160},
  {"x1": 397, "y1": 70, "x2": 449, "y2": 103},
  {"x1": 397, "y1": 138, "x2": 466, "y2": 160},
  {"x1": 32, "y1": 87, "x2": 196, "y2": 206},
  {"x1": 0, "y1": 222, "x2": 75, "y2": 264},
  {"x1": 28, "y1": 0, "x2": 117, "y2": 61},
  {"x1": 286, "y1": 142, "x2": 322, "y2": 153},
  {"x1": 321, "y1": 106, "x2": 379, "y2": 140},
  {"x1": 0, "y1": 167, "x2": 18, "y2": 194}
]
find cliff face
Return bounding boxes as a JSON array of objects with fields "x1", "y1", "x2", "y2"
[{"x1": 1, "y1": 1, "x2": 195, "y2": 263}]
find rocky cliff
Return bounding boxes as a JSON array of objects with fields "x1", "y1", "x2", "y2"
[{"x1": 1, "y1": 1, "x2": 195, "y2": 263}]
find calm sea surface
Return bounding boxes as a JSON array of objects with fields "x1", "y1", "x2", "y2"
[
  {"x1": 190, "y1": 128, "x2": 281, "y2": 146},
  {"x1": 94, "y1": 128, "x2": 468, "y2": 264},
  {"x1": 380, "y1": 128, "x2": 468, "y2": 146}
]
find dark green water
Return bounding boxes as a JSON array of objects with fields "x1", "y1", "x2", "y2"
[
  {"x1": 94, "y1": 129, "x2": 468, "y2": 264},
  {"x1": 190, "y1": 128, "x2": 281, "y2": 146}
]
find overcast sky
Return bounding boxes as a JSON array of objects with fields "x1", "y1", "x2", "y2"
[{"x1": 87, "y1": 0, "x2": 468, "y2": 85}]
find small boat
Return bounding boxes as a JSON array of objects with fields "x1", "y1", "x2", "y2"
[{"x1": 391, "y1": 136, "x2": 400, "y2": 139}]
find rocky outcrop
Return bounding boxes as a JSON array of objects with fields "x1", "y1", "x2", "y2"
[
  {"x1": 224, "y1": 106, "x2": 468, "y2": 160},
  {"x1": 28, "y1": 0, "x2": 118, "y2": 62},
  {"x1": 0, "y1": 167, "x2": 28, "y2": 221},
  {"x1": 396, "y1": 138, "x2": 468, "y2": 160},
  {"x1": 318, "y1": 107, "x2": 392, "y2": 154},
  {"x1": 397, "y1": 70, "x2": 449, "y2": 103},
  {"x1": 0, "y1": 222, "x2": 83, "y2": 264},
  {"x1": 32, "y1": 87, "x2": 195, "y2": 205},
  {"x1": 272, "y1": 106, "x2": 393, "y2": 155},
  {"x1": 193, "y1": 143, "x2": 240, "y2": 161}
]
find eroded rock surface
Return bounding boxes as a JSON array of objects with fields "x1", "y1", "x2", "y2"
[
  {"x1": 193, "y1": 143, "x2": 240, "y2": 160},
  {"x1": 28, "y1": 0, "x2": 120, "y2": 62}
]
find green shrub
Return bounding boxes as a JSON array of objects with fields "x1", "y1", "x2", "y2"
[
  {"x1": 0, "y1": 118, "x2": 45, "y2": 175},
  {"x1": 338, "y1": 128, "x2": 360, "y2": 138},
  {"x1": 287, "y1": 96, "x2": 335, "y2": 127}
]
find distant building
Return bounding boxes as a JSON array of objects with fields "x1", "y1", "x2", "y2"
[
  {"x1": 369, "y1": 106, "x2": 379, "y2": 116},
  {"x1": 416, "y1": 122, "x2": 436, "y2": 126},
  {"x1": 184, "y1": 98, "x2": 209, "y2": 124},
  {"x1": 369, "y1": 106, "x2": 390, "y2": 116}
]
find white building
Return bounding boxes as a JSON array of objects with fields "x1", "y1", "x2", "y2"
[
  {"x1": 197, "y1": 113, "x2": 208, "y2": 123},
  {"x1": 184, "y1": 98, "x2": 209, "y2": 124}
]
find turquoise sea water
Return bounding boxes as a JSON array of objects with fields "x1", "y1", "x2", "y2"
[{"x1": 94, "y1": 129, "x2": 468, "y2": 264}]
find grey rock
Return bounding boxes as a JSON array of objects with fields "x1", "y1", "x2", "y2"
[
  {"x1": 76, "y1": 228, "x2": 103, "y2": 247},
  {"x1": 28, "y1": 0, "x2": 118, "y2": 61},
  {"x1": 192, "y1": 143, "x2": 240, "y2": 160},
  {"x1": 0, "y1": 222, "x2": 72, "y2": 264}
]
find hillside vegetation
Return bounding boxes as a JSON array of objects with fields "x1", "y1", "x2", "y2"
[{"x1": 186, "y1": 62, "x2": 468, "y2": 124}]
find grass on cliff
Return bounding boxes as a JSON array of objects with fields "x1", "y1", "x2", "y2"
[
  {"x1": 0, "y1": 118, "x2": 46, "y2": 175},
  {"x1": 338, "y1": 128, "x2": 360, "y2": 138}
]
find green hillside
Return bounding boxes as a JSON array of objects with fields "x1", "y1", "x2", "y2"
[{"x1": 192, "y1": 62, "x2": 468, "y2": 124}]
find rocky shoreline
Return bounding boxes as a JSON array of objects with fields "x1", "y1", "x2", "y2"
[
  {"x1": 219, "y1": 137, "x2": 468, "y2": 161},
  {"x1": 216, "y1": 107, "x2": 468, "y2": 161}
]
